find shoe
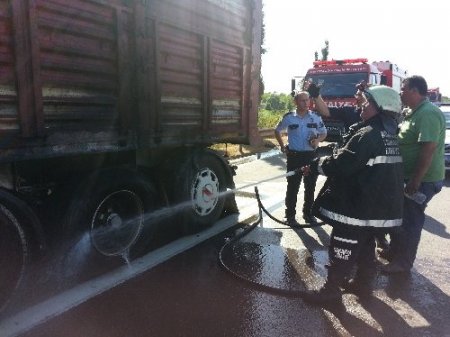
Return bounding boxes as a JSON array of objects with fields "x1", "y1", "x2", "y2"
[
  {"x1": 286, "y1": 217, "x2": 301, "y2": 227},
  {"x1": 342, "y1": 278, "x2": 372, "y2": 298},
  {"x1": 380, "y1": 262, "x2": 410, "y2": 274},
  {"x1": 303, "y1": 214, "x2": 318, "y2": 225},
  {"x1": 303, "y1": 284, "x2": 342, "y2": 305}
]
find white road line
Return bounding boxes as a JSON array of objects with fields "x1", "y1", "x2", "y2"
[{"x1": 0, "y1": 195, "x2": 283, "y2": 337}]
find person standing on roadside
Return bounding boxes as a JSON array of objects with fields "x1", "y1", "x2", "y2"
[
  {"x1": 381, "y1": 75, "x2": 446, "y2": 274},
  {"x1": 274, "y1": 87, "x2": 328, "y2": 226},
  {"x1": 301, "y1": 86, "x2": 404, "y2": 304}
]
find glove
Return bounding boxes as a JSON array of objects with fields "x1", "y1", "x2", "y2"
[
  {"x1": 307, "y1": 82, "x2": 321, "y2": 98},
  {"x1": 355, "y1": 80, "x2": 368, "y2": 92},
  {"x1": 298, "y1": 166, "x2": 310, "y2": 176}
]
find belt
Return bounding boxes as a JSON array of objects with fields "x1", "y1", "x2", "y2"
[{"x1": 288, "y1": 150, "x2": 314, "y2": 154}]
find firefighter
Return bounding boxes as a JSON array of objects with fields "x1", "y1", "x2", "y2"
[
  {"x1": 355, "y1": 82, "x2": 391, "y2": 253},
  {"x1": 301, "y1": 86, "x2": 404, "y2": 304},
  {"x1": 312, "y1": 80, "x2": 389, "y2": 253},
  {"x1": 274, "y1": 89, "x2": 328, "y2": 226}
]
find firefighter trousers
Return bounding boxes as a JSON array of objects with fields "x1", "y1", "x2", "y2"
[{"x1": 326, "y1": 225, "x2": 380, "y2": 286}]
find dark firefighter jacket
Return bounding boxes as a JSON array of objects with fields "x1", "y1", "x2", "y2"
[{"x1": 311, "y1": 115, "x2": 404, "y2": 229}]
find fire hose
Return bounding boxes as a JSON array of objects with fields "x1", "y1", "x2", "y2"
[{"x1": 218, "y1": 184, "x2": 327, "y2": 297}]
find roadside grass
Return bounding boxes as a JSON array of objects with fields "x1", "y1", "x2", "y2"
[
  {"x1": 210, "y1": 136, "x2": 281, "y2": 159},
  {"x1": 210, "y1": 108, "x2": 286, "y2": 159}
]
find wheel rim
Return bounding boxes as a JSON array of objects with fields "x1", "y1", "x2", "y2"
[
  {"x1": 0, "y1": 205, "x2": 27, "y2": 311},
  {"x1": 190, "y1": 167, "x2": 220, "y2": 217},
  {"x1": 90, "y1": 190, "x2": 144, "y2": 256}
]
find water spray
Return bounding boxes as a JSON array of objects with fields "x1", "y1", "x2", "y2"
[
  {"x1": 234, "y1": 169, "x2": 298, "y2": 192},
  {"x1": 90, "y1": 168, "x2": 317, "y2": 259},
  {"x1": 138, "y1": 169, "x2": 300, "y2": 226}
]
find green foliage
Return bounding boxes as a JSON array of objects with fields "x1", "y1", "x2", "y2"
[
  {"x1": 258, "y1": 92, "x2": 295, "y2": 128},
  {"x1": 257, "y1": 109, "x2": 282, "y2": 128},
  {"x1": 315, "y1": 40, "x2": 329, "y2": 61},
  {"x1": 261, "y1": 92, "x2": 294, "y2": 111},
  {"x1": 321, "y1": 40, "x2": 329, "y2": 61}
]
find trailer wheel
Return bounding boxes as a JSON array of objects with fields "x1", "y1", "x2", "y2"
[
  {"x1": 64, "y1": 169, "x2": 157, "y2": 256},
  {"x1": 171, "y1": 151, "x2": 228, "y2": 232},
  {"x1": 90, "y1": 189, "x2": 144, "y2": 256},
  {"x1": 0, "y1": 189, "x2": 42, "y2": 313},
  {"x1": 0, "y1": 203, "x2": 29, "y2": 312}
]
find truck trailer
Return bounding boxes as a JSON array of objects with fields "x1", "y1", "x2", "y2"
[{"x1": 0, "y1": 0, "x2": 262, "y2": 310}]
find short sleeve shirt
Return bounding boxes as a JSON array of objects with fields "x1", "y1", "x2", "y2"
[
  {"x1": 398, "y1": 99, "x2": 445, "y2": 181},
  {"x1": 275, "y1": 111, "x2": 327, "y2": 151}
]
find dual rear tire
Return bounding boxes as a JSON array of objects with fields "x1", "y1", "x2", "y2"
[
  {"x1": 0, "y1": 190, "x2": 40, "y2": 312},
  {"x1": 63, "y1": 168, "x2": 158, "y2": 257},
  {"x1": 62, "y1": 151, "x2": 232, "y2": 260},
  {"x1": 163, "y1": 150, "x2": 231, "y2": 233}
]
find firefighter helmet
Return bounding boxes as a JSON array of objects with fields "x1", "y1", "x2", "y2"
[
  {"x1": 364, "y1": 85, "x2": 403, "y2": 134},
  {"x1": 364, "y1": 85, "x2": 402, "y2": 115}
]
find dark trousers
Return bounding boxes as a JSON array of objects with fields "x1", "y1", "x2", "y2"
[
  {"x1": 389, "y1": 180, "x2": 443, "y2": 269},
  {"x1": 285, "y1": 151, "x2": 317, "y2": 219},
  {"x1": 327, "y1": 226, "x2": 378, "y2": 285}
]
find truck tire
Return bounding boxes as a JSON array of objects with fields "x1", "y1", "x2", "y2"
[
  {"x1": 63, "y1": 169, "x2": 157, "y2": 257},
  {"x1": 0, "y1": 190, "x2": 42, "y2": 312},
  {"x1": 0, "y1": 205, "x2": 27, "y2": 312},
  {"x1": 168, "y1": 150, "x2": 228, "y2": 233}
]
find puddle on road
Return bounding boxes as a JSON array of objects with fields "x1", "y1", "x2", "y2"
[{"x1": 221, "y1": 241, "x2": 330, "y2": 294}]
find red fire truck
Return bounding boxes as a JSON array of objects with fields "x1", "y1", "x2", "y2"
[
  {"x1": 292, "y1": 58, "x2": 407, "y2": 142},
  {"x1": 427, "y1": 87, "x2": 442, "y2": 106}
]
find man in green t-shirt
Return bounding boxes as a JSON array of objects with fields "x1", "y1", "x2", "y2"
[{"x1": 381, "y1": 75, "x2": 445, "y2": 274}]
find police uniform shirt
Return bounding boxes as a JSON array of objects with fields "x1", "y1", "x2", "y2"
[{"x1": 275, "y1": 111, "x2": 327, "y2": 151}]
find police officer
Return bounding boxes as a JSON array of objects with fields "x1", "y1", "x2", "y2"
[
  {"x1": 301, "y1": 86, "x2": 404, "y2": 304},
  {"x1": 274, "y1": 88, "x2": 328, "y2": 226}
]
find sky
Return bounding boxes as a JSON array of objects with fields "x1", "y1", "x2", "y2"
[{"x1": 261, "y1": 0, "x2": 450, "y2": 97}]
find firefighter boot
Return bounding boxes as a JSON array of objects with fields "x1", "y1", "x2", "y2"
[
  {"x1": 342, "y1": 268, "x2": 375, "y2": 299},
  {"x1": 342, "y1": 278, "x2": 372, "y2": 298},
  {"x1": 303, "y1": 279, "x2": 342, "y2": 305}
]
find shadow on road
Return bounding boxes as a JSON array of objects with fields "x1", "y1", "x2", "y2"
[
  {"x1": 424, "y1": 215, "x2": 450, "y2": 239},
  {"x1": 285, "y1": 219, "x2": 450, "y2": 337}
]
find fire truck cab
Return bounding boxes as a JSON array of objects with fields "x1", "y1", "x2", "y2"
[
  {"x1": 427, "y1": 87, "x2": 442, "y2": 106},
  {"x1": 292, "y1": 58, "x2": 407, "y2": 143}
]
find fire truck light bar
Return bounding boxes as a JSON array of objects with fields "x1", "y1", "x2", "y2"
[{"x1": 313, "y1": 58, "x2": 368, "y2": 67}]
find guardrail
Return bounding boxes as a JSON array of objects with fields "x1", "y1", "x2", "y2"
[{"x1": 258, "y1": 128, "x2": 274, "y2": 137}]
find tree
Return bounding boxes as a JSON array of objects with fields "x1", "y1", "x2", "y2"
[
  {"x1": 259, "y1": 7, "x2": 266, "y2": 101},
  {"x1": 261, "y1": 93, "x2": 295, "y2": 112},
  {"x1": 321, "y1": 40, "x2": 329, "y2": 61},
  {"x1": 315, "y1": 40, "x2": 329, "y2": 61}
]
